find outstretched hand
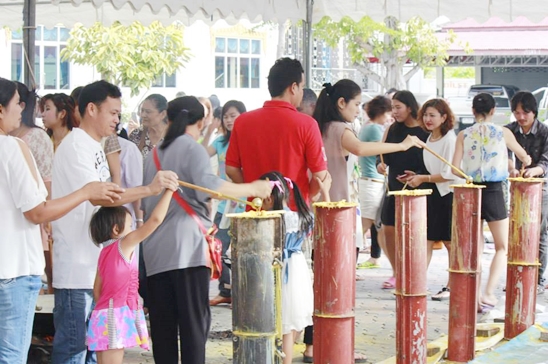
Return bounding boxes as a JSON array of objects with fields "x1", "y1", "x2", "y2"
[
  {"x1": 401, "y1": 135, "x2": 425, "y2": 151},
  {"x1": 149, "y1": 170, "x2": 179, "y2": 194},
  {"x1": 83, "y1": 182, "x2": 125, "y2": 203},
  {"x1": 250, "y1": 180, "x2": 273, "y2": 199}
]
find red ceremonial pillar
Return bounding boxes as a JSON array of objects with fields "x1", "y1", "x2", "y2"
[
  {"x1": 393, "y1": 190, "x2": 430, "y2": 364},
  {"x1": 505, "y1": 178, "x2": 543, "y2": 339},
  {"x1": 313, "y1": 202, "x2": 357, "y2": 364},
  {"x1": 447, "y1": 185, "x2": 483, "y2": 362}
]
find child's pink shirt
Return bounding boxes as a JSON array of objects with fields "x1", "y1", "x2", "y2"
[{"x1": 95, "y1": 238, "x2": 139, "y2": 311}]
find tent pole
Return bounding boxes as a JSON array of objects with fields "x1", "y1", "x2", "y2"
[
  {"x1": 23, "y1": 0, "x2": 36, "y2": 89},
  {"x1": 303, "y1": 0, "x2": 313, "y2": 88}
]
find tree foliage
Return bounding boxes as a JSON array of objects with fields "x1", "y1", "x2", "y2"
[
  {"x1": 314, "y1": 16, "x2": 464, "y2": 91},
  {"x1": 61, "y1": 21, "x2": 191, "y2": 96}
]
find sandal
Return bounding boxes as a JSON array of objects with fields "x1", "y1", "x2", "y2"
[
  {"x1": 354, "y1": 352, "x2": 368, "y2": 363},
  {"x1": 477, "y1": 302, "x2": 495, "y2": 314},
  {"x1": 357, "y1": 261, "x2": 380, "y2": 269},
  {"x1": 431, "y1": 287, "x2": 450, "y2": 301},
  {"x1": 382, "y1": 276, "x2": 396, "y2": 289}
]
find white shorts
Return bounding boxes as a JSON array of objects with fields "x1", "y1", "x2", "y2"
[{"x1": 359, "y1": 178, "x2": 385, "y2": 220}]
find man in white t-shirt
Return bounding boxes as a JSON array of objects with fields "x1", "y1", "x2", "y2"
[{"x1": 51, "y1": 81, "x2": 178, "y2": 364}]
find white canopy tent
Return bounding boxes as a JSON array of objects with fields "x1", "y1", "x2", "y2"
[
  {"x1": 2, "y1": 0, "x2": 548, "y2": 28},
  {"x1": 2, "y1": 0, "x2": 548, "y2": 87}
]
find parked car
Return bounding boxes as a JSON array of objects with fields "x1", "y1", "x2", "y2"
[{"x1": 450, "y1": 84, "x2": 520, "y2": 131}]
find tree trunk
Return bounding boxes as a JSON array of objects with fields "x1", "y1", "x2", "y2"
[
  {"x1": 381, "y1": 16, "x2": 406, "y2": 91},
  {"x1": 276, "y1": 21, "x2": 287, "y2": 59}
]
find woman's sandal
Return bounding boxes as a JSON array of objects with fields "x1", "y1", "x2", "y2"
[
  {"x1": 382, "y1": 276, "x2": 396, "y2": 289},
  {"x1": 431, "y1": 287, "x2": 450, "y2": 301}
]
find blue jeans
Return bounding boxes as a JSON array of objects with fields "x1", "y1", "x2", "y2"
[
  {"x1": 0, "y1": 275, "x2": 41, "y2": 364},
  {"x1": 214, "y1": 212, "x2": 232, "y2": 297},
  {"x1": 52, "y1": 289, "x2": 96, "y2": 364}
]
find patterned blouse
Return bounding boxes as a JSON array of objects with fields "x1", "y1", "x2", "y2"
[
  {"x1": 21, "y1": 127, "x2": 54, "y2": 182},
  {"x1": 129, "y1": 128, "x2": 156, "y2": 159},
  {"x1": 462, "y1": 121, "x2": 509, "y2": 183}
]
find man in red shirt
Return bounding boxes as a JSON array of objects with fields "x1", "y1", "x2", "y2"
[{"x1": 226, "y1": 58, "x2": 328, "y2": 205}]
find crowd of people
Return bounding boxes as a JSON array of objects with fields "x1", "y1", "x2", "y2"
[{"x1": 1, "y1": 55, "x2": 547, "y2": 364}]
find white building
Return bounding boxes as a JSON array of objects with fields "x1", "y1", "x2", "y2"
[{"x1": 0, "y1": 20, "x2": 279, "y2": 115}]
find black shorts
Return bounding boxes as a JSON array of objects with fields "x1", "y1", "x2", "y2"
[
  {"x1": 476, "y1": 181, "x2": 508, "y2": 222},
  {"x1": 380, "y1": 193, "x2": 396, "y2": 226},
  {"x1": 427, "y1": 185, "x2": 453, "y2": 242}
]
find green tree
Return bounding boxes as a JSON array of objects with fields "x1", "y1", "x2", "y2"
[
  {"x1": 314, "y1": 16, "x2": 462, "y2": 91},
  {"x1": 61, "y1": 21, "x2": 191, "y2": 96}
]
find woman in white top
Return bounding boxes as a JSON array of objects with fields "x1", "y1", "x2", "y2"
[
  {"x1": 0, "y1": 78, "x2": 123, "y2": 364},
  {"x1": 406, "y1": 99, "x2": 463, "y2": 301}
]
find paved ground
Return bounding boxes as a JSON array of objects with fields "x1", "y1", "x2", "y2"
[{"x1": 122, "y1": 241, "x2": 548, "y2": 363}]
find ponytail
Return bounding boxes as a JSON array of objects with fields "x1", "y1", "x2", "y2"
[
  {"x1": 162, "y1": 96, "x2": 205, "y2": 150},
  {"x1": 312, "y1": 79, "x2": 361, "y2": 136}
]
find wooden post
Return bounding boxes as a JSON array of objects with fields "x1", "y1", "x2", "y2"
[
  {"x1": 391, "y1": 190, "x2": 431, "y2": 364},
  {"x1": 313, "y1": 202, "x2": 357, "y2": 364},
  {"x1": 447, "y1": 185, "x2": 483, "y2": 362},
  {"x1": 505, "y1": 178, "x2": 543, "y2": 339},
  {"x1": 230, "y1": 212, "x2": 284, "y2": 364}
]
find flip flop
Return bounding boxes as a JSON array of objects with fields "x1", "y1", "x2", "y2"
[
  {"x1": 431, "y1": 287, "x2": 450, "y2": 301},
  {"x1": 357, "y1": 261, "x2": 381, "y2": 269},
  {"x1": 382, "y1": 276, "x2": 396, "y2": 289}
]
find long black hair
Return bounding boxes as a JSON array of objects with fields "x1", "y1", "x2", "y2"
[
  {"x1": 259, "y1": 171, "x2": 313, "y2": 233},
  {"x1": 161, "y1": 96, "x2": 205, "y2": 150},
  {"x1": 0, "y1": 78, "x2": 17, "y2": 109},
  {"x1": 220, "y1": 100, "x2": 246, "y2": 147},
  {"x1": 313, "y1": 79, "x2": 361, "y2": 135},
  {"x1": 15, "y1": 82, "x2": 38, "y2": 128},
  {"x1": 392, "y1": 90, "x2": 420, "y2": 120}
]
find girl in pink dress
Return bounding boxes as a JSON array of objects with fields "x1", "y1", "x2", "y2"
[{"x1": 86, "y1": 188, "x2": 174, "y2": 363}]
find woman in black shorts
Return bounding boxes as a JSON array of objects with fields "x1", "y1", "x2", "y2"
[
  {"x1": 377, "y1": 91, "x2": 429, "y2": 289},
  {"x1": 452, "y1": 93, "x2": 531, "y2": 310}
]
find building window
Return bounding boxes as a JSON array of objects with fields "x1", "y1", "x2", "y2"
[
  {"x1": 214, "y1": 37, "x2": 260, "y2": 89},
  {"x1": 152, "y1": 73, "x2": 176, "y2": 88},
  {"x1": 10, "y1": 25, "x2": 70, "y2": 90}
]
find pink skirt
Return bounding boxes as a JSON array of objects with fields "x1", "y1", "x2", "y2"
[{"x1": 86, "y1": 301, "x2": 149, "y2": 351}]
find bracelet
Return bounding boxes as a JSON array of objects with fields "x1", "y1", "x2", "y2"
[{"x1": 135, "y1": 219, "x2": 144, "y2": 223}]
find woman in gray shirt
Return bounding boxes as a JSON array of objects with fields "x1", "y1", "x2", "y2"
[{"x1": 141, "y1": 96, "x2": 271, "y2": 364}]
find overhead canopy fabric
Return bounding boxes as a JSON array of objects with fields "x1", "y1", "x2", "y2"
[{"x1": 2, "y1": 0, "x2": 548, "y2": 28}]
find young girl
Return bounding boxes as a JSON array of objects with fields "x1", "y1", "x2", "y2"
[
  {"x1": 452, "y1": 92, "x2": 532, "y2": 311},
  {"x1": 259, "y1": 171, "x2": 331, "y2": 364},
  {"x1": 204, "y1": 100, "x2": 247, "y2": 306},
  {"x1": 87, "y1": 187, "x2": 175, "y2": 363},
  {"x1": 406, "y1": 98, "x2": 463, "y2": 301}
]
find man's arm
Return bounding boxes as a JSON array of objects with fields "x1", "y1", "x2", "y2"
[
  {"x1": 226, "y1": 166, "x2": 244, "y2": 184},
  {"x1": 91, "y1": 170, "x2": 178, "y2": 206},
  {"x1": 309, "y1": 170, "x2": 329, "y2": 200}
]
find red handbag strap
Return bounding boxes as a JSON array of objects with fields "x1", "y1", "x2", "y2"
[{"x1": 152, "y1": 147, "x2": 208, "y2": 236}]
